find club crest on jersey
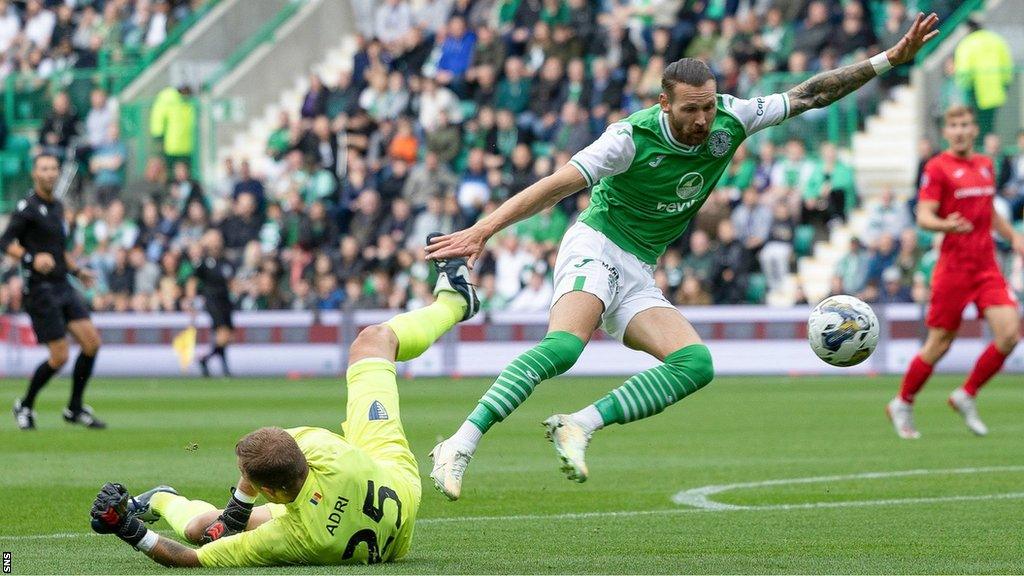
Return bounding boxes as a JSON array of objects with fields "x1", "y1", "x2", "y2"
[
  {"x1": 676, "y1": 172, "x2": 705, "y2": 200},
  {"x1": 368, "y1": 400, "x2": 389, "y2": 421},
  {"x1": 708, "y1": 130, "x2": 732, "y2": 157}
]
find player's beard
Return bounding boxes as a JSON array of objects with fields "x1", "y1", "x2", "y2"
[{"x1": 667, "y1": 112, "x2": 710, "y2": 146}]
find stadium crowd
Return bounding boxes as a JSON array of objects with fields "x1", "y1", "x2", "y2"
[
  {"x1": 0, "y1": 0, "x2": 205, "y2": 83},
  {"x1": 2, "y1": 0, "x2": 1007, "y2": 317}
]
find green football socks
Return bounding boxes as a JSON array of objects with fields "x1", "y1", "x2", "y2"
[
  {"x1": 594, "y1": 344, "x2": 715, "y2": 426},
  {"x1": 467, "y1": 331, "x2": 586, "y2": 434}
]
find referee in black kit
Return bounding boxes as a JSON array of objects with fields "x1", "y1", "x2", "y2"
[
  {"x1": 187, "y1": 229, "x2": 235, "y2": 377},
  {"x1": 2, "y1": 153, "x2": 105, "y2": 430}
]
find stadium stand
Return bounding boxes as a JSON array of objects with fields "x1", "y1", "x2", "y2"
[{"x1": 0, "y1": 0, "x2": 1020, "y2": 319}]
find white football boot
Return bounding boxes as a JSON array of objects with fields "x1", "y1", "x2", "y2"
[
  {"x1": 543, "y1": 414, "x2": 591, "y2": 482},
  {"x1": 948, "y1": 388, "x2": 988, "y2": 436},
  {"x1": 429, "y1": 439, "x2": 473, "y2": 501},
  {"x1": 886, "y1": 397, "x2": 921, "y2": 439}
]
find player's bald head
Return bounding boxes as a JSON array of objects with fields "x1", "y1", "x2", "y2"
[{"x1": 236, "y1": 427, "x2": 308, "y2": 494}]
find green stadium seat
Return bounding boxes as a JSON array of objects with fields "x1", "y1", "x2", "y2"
[
  {"x1": 0, "y1": 152, "x2": 21, "y2": 176},
  {"x1": 746, "y1": 273, "x2": 767, "y2": 304},
  {"x1": 531, "y1": 142, "x2": 552, "y2": 158},
  {"x1": 5, "y1": 134, "x2": 31, "y2": 155},
  {"x1": 460, "y1": 100, "x2": 477, "y2": 121},
  {"x1": 794, "y1": 225, "x2": 816, "y2": 257}
]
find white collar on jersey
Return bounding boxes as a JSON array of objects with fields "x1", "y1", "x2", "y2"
[{"x1": 659, "y1": 111, "x2": 702, "y2": 154}]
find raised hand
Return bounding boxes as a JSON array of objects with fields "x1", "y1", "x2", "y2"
[
  {"x1": 424, "y1": 226, "x2": 489, "y2": 268},
  {"x1": 886, "y1": 12, "x2": 941, "y2": 66}
]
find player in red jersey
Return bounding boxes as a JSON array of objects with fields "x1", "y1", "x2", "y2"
[{"x1": 887, "y1": 105, "x2": 1023, "y2": 439}]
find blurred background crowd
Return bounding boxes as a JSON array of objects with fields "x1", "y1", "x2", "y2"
[{"x1": 2, "y1": 0, "x2": 1021, "y2": 318}]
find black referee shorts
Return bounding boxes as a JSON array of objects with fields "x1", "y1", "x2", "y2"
[
  {"x1": 25, "y1": 281, "x2": 91, "y2": 344},
  {"x1": 206, "y1": 297, "x2": 234, "y2": 330}
]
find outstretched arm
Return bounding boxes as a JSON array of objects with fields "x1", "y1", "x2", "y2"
[
  {"x1": 142, "y1": 536, "x2": 203, "y2": 568},
  {"x1": 787, "y1": 12, "x2": 939, "y2": 117},
  {"x1": 424, "y1": 164, "x2": 587, "y2": 266}
]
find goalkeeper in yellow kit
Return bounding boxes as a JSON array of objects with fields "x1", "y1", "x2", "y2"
[{"x1": 88, "y1": 235, "x2": 479, "y2": 567}]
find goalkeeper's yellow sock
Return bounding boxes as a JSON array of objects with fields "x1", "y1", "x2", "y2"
[
  {"x1": 151, "y1": 492, "x2": 216, "y2": 539},
  {"x1": 384, "y1": 291, "x2": 465, "y2": 361}
]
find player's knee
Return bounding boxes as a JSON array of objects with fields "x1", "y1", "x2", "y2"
[
  {"x1": 83, "y1": 333, "x2": 101, "y2": 356},
  {"x1": 538, "y1": 331, "x2": 586, "y2": 374},
  {"x1": 995, "y1": 331, "x2": 1019, "y2": 354},
  {"x1": 351, "y1": 324, "x2": 399, "y2": 357},
  {"x1": 183, "y1": 519, "x2": 206, "y2": 544},
  {"x1": 664, "y1": 343, "x2": 714, "y2": 390},
  {"x1": 50, "y1": 347, "x2": 69, "y2": 368}
]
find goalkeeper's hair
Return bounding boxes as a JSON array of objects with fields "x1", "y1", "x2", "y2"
[{"x1": 235, "y1": 427, "x2": 308, "y2": 493}]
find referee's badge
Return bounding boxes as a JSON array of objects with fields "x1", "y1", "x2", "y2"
[{"x1": 709, "y1": 130, "x2": 732, "y2": 158}]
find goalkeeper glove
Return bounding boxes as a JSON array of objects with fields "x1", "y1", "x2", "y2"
[
  {"x1": 90, "y1": 482, "x2": 149, "y2": 548},
  {"x1": 200, "y1": 489, "x2": 254, "y2": 544}
]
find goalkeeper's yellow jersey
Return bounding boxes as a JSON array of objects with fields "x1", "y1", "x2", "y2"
[{"x1": 196, "y1": 426, "x2": 418, "y2": 567}]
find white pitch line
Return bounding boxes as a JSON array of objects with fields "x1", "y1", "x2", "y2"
[
  {"x1": 671, "y1": 465, "x2": 1024, "y2": 510},
  {"x1": 5, "y1": 467, "x2": 1023, "y2": 541}
]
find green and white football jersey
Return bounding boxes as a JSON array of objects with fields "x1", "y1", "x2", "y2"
[{"x1": 569, "y1": 94, "x2": 790, "y2": 264}]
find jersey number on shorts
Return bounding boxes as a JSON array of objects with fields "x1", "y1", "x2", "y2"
[{"x1": 341, "y1": 480, "x2": 403, "y2": 564}]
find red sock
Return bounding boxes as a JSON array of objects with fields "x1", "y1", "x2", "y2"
[
  {"x1": 899, "y1": 355, "x2": 934, "y2": 403},
  {"x1": 962, "y1": 343, "x2": 1008, "y2": 397}
]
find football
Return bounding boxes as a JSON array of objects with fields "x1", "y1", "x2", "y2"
[{"x1": 808, "y1": 295, "x2": 880, "y2": 367}]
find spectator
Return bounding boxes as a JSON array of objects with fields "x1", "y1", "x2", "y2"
[
  {"x1": 791, "y1": 0, "x2": 832, "y2": 59},
  {"x1": 731, "y1": 187, "x2": 771, "y2": 258},
  {"x1": 954, "y1": 19, "x2": 1012, "y2": 138},
  {"x1": 39, "y1": 92, "x2": 77, "y2": 155},
  {"x1": 402, "y1": 151, "x2": 457, "y2": 210},
  {"x1": 84, "y1": 89, "x2": 115, "y2": 150},
  {"x1": 495, "y1": 57, "x2": 532, "y2": 115},
  {"x1": 299, "y1": 115, "x2": 340, "y2": 174},
  {"x1": 878, "y1": 266, "x2": 912, "y2": 303},
  {"x1": 803, "y1": 142, "x2": 854, "y2": 234},
  {"x1": 374, "y1": 0, "x2": 413, "y2": 51},
  {"x1": 834, "y1": 237, "x2": 870, "y2": 295},
  {"x1": 865, "y1": 188, "x2": 911, "y2": 246},
  {"x1": 0, "y1": 0, "x2": 19, "y2": 54},
  {"x1": 759, "y1": 201, "x2": 795, "y2": 294},
  {"x1": 711, "y1": 220, "x2": 748, "y2": 304},
  {"x1": 23, "y1": 0, "x2": 55, "y2": 49},
  {"x1": 506, "y1": 266, "x2": 553, "y2": 312},
  {"x1": 425, "y1": 110, "x2": 462, "y2": 165},
  {"x1": 89, "y1": 124, "x2": 127, "y2": 205},
  {"x1": 220, "y1": 192, "x2": 263, "y2": 255},
  {"x1": 150, "y1": 85, "x2": 195, "y2": 166},
  {"x1": 457, "y1": 148, "x2": 489, "y2": 221},
  {"x1": 300, "y1": 75, "x2": 329, "y2": 119},
  {"x1": 233, "y1": 160, "x2": 266, "y2": 212},
  {"x1": 435, "y1": 16, "x2": 477, "y2": 87},
  {"x1": 683, "y1": 230, "x2": 715, "y2": 285},
  {"x1": 348, "y1": 190, "x2": 384, "y2": 248},
  {"x1": 168, "y1": 161, "x2": 205, "y2": 214},
  {"x1": 315, "y1": 273, "x2": 345, "y2": 310},
  {"x1": 417, "y1": 76, "x2": 462, "y2": 132}
]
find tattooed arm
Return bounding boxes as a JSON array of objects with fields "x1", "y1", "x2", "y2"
[
  {"x1": 787, "y1": 12, "x2": 940, "y2": 117},
  {"x1": 143, "y1": 536, "x2": 203, "y2": 568}
]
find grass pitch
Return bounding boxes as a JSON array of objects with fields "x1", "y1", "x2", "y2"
[{"x1": 2, "y1": 373, "x2": 1022, "y2": 574}]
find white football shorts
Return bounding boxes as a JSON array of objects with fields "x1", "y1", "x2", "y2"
[{"x1": 551, "y1": 222, "x2": 677, "y2": 341}]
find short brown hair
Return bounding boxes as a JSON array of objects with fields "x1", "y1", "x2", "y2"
[
  {"x1": 661, "y1": 58, "x2": 715, "y2": 94},
  {"x1": 235, "y1": 427, "x2": 308, "y2": 492},
  {"x1": 944, "y1": 105, "x2": 975, "y2": 124}
]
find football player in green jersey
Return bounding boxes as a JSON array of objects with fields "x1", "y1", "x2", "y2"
[{"x1": 425, "y1": 13, "x2": 939, "y2": 500}]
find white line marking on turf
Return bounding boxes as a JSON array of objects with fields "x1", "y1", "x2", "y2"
[
  {"x1": 6, "y1": 467, "x2": 1024, "y2": 540},
  {"x1": 671, "y1": 465, "x2": 1024, "y2": 510}
]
